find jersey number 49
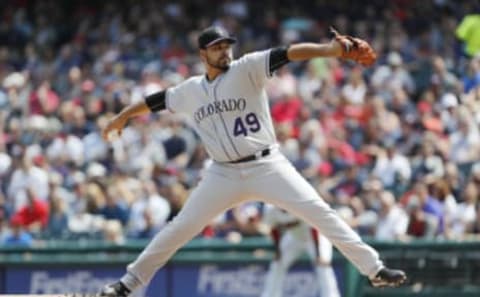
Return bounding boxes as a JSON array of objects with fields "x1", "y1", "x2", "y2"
[{"x1": 233, "y1": 112, "x2": 261, "y2": 137}]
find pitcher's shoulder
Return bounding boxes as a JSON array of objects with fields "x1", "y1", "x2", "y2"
[
  {"x1": 174, "y1": 75, "x2": 204, "y2": 90},
  {"x1": 184, "y1": 75, "x2": 204, "y2": 84}
]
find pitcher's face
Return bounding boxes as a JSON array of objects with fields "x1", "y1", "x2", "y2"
[{"x1": 201, "y1": 41, "x2": 233, "y2": 71}]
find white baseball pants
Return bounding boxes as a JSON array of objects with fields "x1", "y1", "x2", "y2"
[{"x1": 123, "y1": 151, "x2": 383, "y2": 288}]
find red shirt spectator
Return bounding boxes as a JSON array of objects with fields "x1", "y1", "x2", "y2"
[
  {"x1": 29, "y1": 81, "x2": 60, "y2": 115},
  {"x1": 271, "y1": 96, "x2": 302, "y2": 124},
  {"x1": 10, "y1": 194, "x2": 49, "y2": 229}
]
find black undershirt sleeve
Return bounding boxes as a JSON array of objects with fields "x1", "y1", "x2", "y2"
[
  {"x1": 269, "y1": 46, "x2": 291, "y2": 75},
  {"x1": 145, "y1": 90, "x2": 167, "y2": 112}
]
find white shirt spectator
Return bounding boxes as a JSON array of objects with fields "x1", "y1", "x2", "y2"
[
  {"x1": 7, "y1": 165, "x2": 49, "y2": 210},
  {"x1": 342, "y1": 81, "x2": 367, "y2": 105},
  {"x1": 66, "y1": 135, "x2": 85, "y2": 165},
  {"x1": 375, "y1": 206, "x2": 409, "y2": 240},
  {"x1": 299, "y1": 119, "x2": 326, "y2": 150},
  {"x1": 373, "y1": 153, "x2": 412, "y2": 187},
  {"x1": 450, "y1": 202, "x2": 476, "y2": 238},
  {"x1": 128, "y1": 194, "x2": 171, "y2": 235},
  {"x1": 371, "y1": 52, "x2": 415, "y2": 96},
  {"x1": 449, "y1": 123, "x2": 480, "y2": 163},
  {"x1": 83, "y1": 131, "x2": 109, "y2": 162},
  {"x1": 297, "y1": 65, "x2": 322, "y2": 102}
]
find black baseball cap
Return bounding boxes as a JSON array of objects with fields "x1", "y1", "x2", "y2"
[{"x1": 198, "y1": 27, "x2": 236, "y2": 49}]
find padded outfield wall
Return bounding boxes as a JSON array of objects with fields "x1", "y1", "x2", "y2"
[{"x1": 0, "y1": 238, "x2": 479, "y2": 297}]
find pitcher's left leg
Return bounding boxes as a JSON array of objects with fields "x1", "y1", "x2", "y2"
[{"x1": 251, "y1": 160, "x2": 383, "y2": 278}]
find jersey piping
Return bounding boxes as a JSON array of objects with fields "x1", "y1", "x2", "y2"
[
  {"x1": 200, "y1": 78, "x2": 234, "y2": 161},
  {"x1": 213, "y1": 75, "x2": 242, "y2": 159}
]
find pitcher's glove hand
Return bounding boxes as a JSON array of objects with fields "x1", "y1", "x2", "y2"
[{"x1": 330, "y1": 27, "x2": 377, "y2": 67}]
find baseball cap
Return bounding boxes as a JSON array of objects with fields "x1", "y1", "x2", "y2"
[{"x1": 198, "y1": 27, "x2": 236, "y2": 49}]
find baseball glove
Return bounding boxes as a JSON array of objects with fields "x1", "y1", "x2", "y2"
[{"x1": 330, "y1": 27, "x2": 377, "y2": 67}]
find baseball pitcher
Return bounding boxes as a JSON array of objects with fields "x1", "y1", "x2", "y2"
[{"x1": 100, "y1": 26, "x2": 406, "y2": 297}]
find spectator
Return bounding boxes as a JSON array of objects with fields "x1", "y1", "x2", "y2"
[
  {"x1": 7, "y1": 153, "x2": 49, "y2": 210},
  {"x1": 439, "y1": 93, "x2": 460, "y2": 135},
  {"x1": 405, "y1": 196, "x2": 439, "y2": 239},
  {"x1": 341, "y1": 196, "x2": 378, "y2": 237},
  {"x1": 331, "y1": 164, "x2": 362, "y2": 199},
  {"x1": 443, "y1": 161, "x2": 465, "y2": 200},
  {"x1": 341, "y1": 66, "x2": 367, "y2": 105},
  {"x1": 291, "y1": 139, "x2": 321, "y2": 181},
  {"x1": 462, "y1": 57, "x2": 480, "y2": 93},
  {"x1": 44, "y1": 195, "x2": 69, "y2": 239},
  {"x1": 267, "y1": 67, "x2": 298, "y2": 103},
  {"x1": 163, "y1": 182, "x2": 189, "y2": 221},
  {"x1": 134, "y1": 209, "x2": 162, "y2": 239},
  {"x1": 375, "y1": 191, "x2": 409, "y2": 240},
  {"x1": 449, "y1": 116, "x2": 480, "y2": 164},
  {"x1": 371, "y1": 51, "x2": 415, "y2": 99},
  {"x1": 276, "y1": 123, "x2": 299, "y2": 162},
  {"x1": 412, "y1": 142, "x2": 444, "y2": 179},
  {"x1": 9, "y1": 187, "x2": 49, "y2": 234},
  {"x1": 103, "y1": 219, "x2": 125, "y2": 244},
  {"x1": 466, "y1": 204, "x2": 480, "y2": 237},
  {"x1": 29, "y1": 80, "x2": 60, "y2": 116},
  {"x1": 128, "y1": 180, "x2": 170, "y2": 238},
  {"x1": 370, "y1": 98, "x2": 402, "y2": 142},
  {"x1": 411, "y1": 182, "x2": 444, "y2": 236},
  {"x1": 372, "y1": 143, "x2": 411, "y2": 191},
  {"x1": 430, "y1": 178, "x2": 457, "y2": 238},
  {"x1": 450, "y1": 182, "x2": 477, "y2": 239},
  {"x1": 456, "y1": 11, "x2": 480, "y2": 57},
  {"x1": 297, "y1": 59, "x2": 323, "y2": 103},
  {"x1": 2, "y1": 220, "x2": 33, "y2": 247},
  {"x1": 430, "y1": 56, "x2": 459, "y2": 96},
  {"x1": 98, "y1": 185, "x2": 130, "y2": 226}
]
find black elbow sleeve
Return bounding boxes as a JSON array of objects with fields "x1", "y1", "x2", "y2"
[
  {"x1": 269, "y1": 46, "x2": 291, "y2": 75},
  {"x1": 145, "y1": 90, "x2": 166, "y2": 112}
]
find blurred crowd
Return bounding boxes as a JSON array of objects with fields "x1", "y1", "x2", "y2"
[{"x1": 1, "y1": 0, "x2": 480, "y2": 246}]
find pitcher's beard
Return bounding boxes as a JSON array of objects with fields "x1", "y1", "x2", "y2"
[
  {"x1": 210, "y1": 62, "x2": 230, "y2": 71},
  {"x1": 207, "y1": 57, "x2": 230, "y2": 71}
]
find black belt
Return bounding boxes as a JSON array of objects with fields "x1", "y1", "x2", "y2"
[{"x1": 228, "y1": 148, "x2": 271, "y2": 164}]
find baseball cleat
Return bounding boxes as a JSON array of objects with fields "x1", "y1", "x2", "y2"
[
  {"x1": 369, "y1": 267, "x2": 407, "y2": 288},
  {"x1": 99, "y1": 281, "x2": 131, "y2": 297}
]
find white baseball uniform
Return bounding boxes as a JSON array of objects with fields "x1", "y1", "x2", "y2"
[
  {"x1": 261, "y1": 205, "x2": 341, "y2": 297},
  {"x1": 121, "y1": 48, "x2": 383, "y2": 290}
]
